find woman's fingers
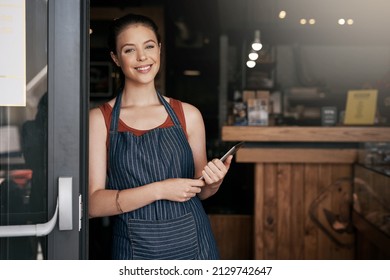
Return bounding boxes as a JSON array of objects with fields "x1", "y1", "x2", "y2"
[
  {"x1": 202, "y1": 158, "x2": 229, "y2": 182},
  {"x1": 176, "y1": 179, "x2": 204, "y2": 202}
]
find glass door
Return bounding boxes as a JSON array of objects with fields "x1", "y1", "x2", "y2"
[{"x1": 0, "y1": 0, "x2": 88, "y2": 259}]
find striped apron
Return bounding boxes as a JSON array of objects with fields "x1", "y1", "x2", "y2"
[{"x1": 107, "y1": 91, "x2": 219, "y2": 260}]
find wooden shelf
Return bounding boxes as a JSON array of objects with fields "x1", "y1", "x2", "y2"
[
  {"x1": 222, "y1": 126, "x2": 390, "y2": 142},
  {"x1": 236, "y1": 148, "x2": 357, "y2": 163}
]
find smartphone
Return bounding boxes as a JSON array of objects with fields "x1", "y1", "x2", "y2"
[
  {"x1": 198, "y1": 141, "x2": 245, "y2": 180},
  {"x1": 219, "y1": 141, "x2": 245, "y2": 162}
]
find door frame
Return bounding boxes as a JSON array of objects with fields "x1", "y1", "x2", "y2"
[{"x1": 46, "y1": 0, "x2": 89, "y2": 259}]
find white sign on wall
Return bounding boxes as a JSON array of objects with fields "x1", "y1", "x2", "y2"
[{"x1": 0, "y1": 0, "x2": 26, "y2": 106}]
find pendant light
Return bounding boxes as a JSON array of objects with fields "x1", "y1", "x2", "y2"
[
  {"x1": 251, "y1": 30, "x2": 262, "y2": 51},
  {"x1": 248, "y1": 50, "x2": 259, "y2": 60}
]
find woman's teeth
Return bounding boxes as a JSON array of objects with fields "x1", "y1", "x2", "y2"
[{"x1": 136, "y1": 65, "x2": 151, "y2": 71}]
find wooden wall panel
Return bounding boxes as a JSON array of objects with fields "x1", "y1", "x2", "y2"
[
  {"x1": 263, "y1": 164, "x2": 277, "y2": 259},
  {"x1": 209, "y1": 214, "x2": 253, "y2": 260},
  {"x1": 330, "y1": 164, "x2": 355, "y2": 259},
  {"x1": 304, "y1": 165, "x2": 319, "y2": 259},
  {"x1": 317, "y1": 164, "x2": 334, "y2": 259},
  {"x1": 290, "y1": 164, "x2": 305, "y2": 259},
  {"x1": 253, "y1": 162, "x2": 355, "y2": 259},
  {"x1": 254, "y1": 164, "x2": 264, "y2": 259},
  {"x1": 277, "y1": 164, "x2": 292, "y2": 259}
]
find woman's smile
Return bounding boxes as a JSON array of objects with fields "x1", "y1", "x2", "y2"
[{"x1": 135, "y1": 64, "x2": 152, "y2": 73}]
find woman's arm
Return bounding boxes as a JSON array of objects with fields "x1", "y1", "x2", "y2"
[
  {"x1": 88, "y1": 107, "x2": 157, "y2": 217},
  {"x1": 183, "y1": 103, "x2": 232, "y2": 200},
  {"x1": 88, "y1": 108, "x2": 204, "y2": 218}
]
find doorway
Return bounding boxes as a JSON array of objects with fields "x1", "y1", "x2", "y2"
[{"x1": 0, "y1": 0, "x2": 89, "y2": 259}]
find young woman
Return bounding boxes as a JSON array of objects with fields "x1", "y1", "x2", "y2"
[{"x1": 88, "y1": 13, "x2": 232, "y2": 260}]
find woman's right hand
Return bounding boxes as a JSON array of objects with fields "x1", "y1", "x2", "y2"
[{"x1": 158, "y1": 178, "x2": 205, "y2": 202}]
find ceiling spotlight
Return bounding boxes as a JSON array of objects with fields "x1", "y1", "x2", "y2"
[
  {"x1": 251, "y1": 30, "x2": 263, "y2": 51},
  {"x1": 347, "y1": 19, "x2": 354, "y2": 25},
  {"x1": 279, "y1": 10, "x2": 287, "y2": 19},
  {"x1": 300, "y1": 18, "x2": 307, "y2": 25},
  {"x1": 248, "y1": 50, "x2": 259, "y2": 61},
  {"x1": 338, "y1": 18, "x2": 346, "y2": 25},
  {"x1": 309, "y1": 19, "x2": 316, "y2": 25},
  {"x1": 246, "y1": 60, "x2": 256, "y2": 68}
]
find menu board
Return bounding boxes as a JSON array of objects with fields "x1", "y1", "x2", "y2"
[
  {"x1": 344, "y1": 89, "x2": 378, "y2": 125},
  {"x1": 0, "y1": 0, "x2": 26, "y2": 106}
]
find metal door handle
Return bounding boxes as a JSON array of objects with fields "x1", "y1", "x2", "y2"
[{"x1": 0, "y1": 177, "x2": 73, "y2": 237}]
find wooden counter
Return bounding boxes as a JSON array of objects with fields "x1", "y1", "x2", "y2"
[
  {"x1": 222, "y1": 126, "x2": 390, "y2": 142},
  {"x1": 222, "y1": 126, "x2": 390, "y2": 260}
]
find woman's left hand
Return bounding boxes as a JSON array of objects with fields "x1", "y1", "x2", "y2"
[{"x1": 198, "y1": 155, "x2": 233, "y2": 199}]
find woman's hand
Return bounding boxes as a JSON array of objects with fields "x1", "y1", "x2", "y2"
[
  {"x1": 198, "y1": 155, "x2": 233, "y2": 199},
  {"x1": 201, "y1": 155, "x2": 232, "y2": 184},
  {"x1": 158, "y1": 178, "x2": 205, "y2": 202}
]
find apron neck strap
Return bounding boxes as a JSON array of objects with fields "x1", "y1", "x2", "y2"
[
  {"x1": 110, "y1": 90, "x2": 122, "y2": 133},
  {"x1": 110, "y1": 91, "x2": 182, "y2": 133},
  {"x1": 157, "y1": 92, "x2": 181, "y2": 127}
]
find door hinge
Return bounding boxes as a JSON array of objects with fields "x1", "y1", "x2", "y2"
[{"x1": 78, "y1": 194, "x2": 83, "y2": 231}]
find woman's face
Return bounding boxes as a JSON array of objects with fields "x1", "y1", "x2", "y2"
[{"x1": 111, "y1": 24, "x2": 161, "y2": 86}]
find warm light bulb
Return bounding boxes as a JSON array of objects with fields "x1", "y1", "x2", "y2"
[
  {"x1": 300, "y1": 18, "x2": 307, "y2": 25},
  {"x1": 347, "y1": 19, "x2": 354, "y2": 25},
  {"x1": 279, "y1": 11, "x2": 286, "y2": 19},
  {"x1": 248, "y1": 51, "x2": 259, "y2": 60},
  {"x1": 251, "y1": 30, "x2": 263, "y2": 51},
  {"x1": 251, "y1": 42, "x2": 262, "y2": 51},
  {"x1": 309, "y1": 19, "x2": 316, "y2": 25},
  {"x1": 246, "y1": 60, "x2": 256, "y2": 68},
  {"x1": 338, "y1": 18, "x2": 346, "y2": 25}
]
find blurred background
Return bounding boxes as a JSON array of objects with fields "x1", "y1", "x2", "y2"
[
  {"x1": 2, "y1": 0, "x2": 388, "y2": 260},
  {"x1": 87, "y1": 0, "x2": 390, "y2": 259}
]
